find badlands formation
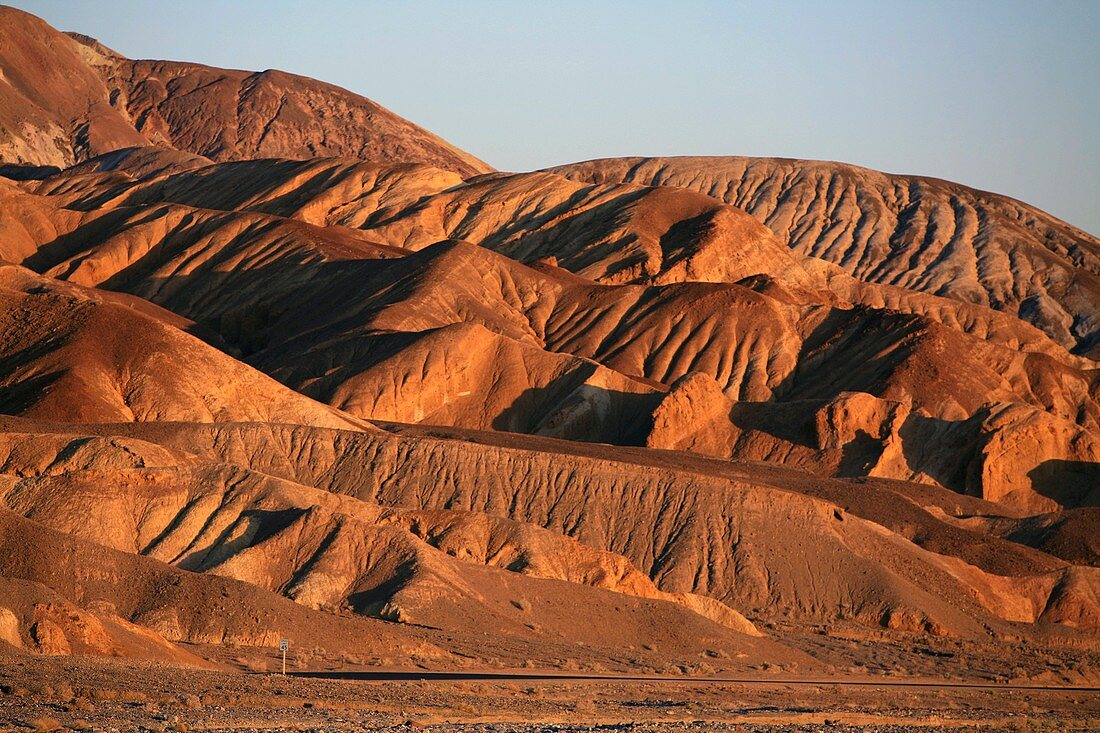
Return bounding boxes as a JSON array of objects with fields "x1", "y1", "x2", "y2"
[{"x1": 0, "y1": 4, "x2": 1098, "y2": 730}]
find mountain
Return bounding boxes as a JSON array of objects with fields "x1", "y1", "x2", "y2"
[
  {"x1": 3, "y1": 417, "x2": 1096, "y2": 642},
  {"x1": 0, "y1": 262, "x2": 366, "y2": 427},
  {"x1": 0, "y1": 6, "x2": 490, "y2": 176},
  {"x1": 548, "y1": 156, "x2": 1100, "y2": 358},
  {"x1": 0, "y1": 5, "x2": 1096, "y2": 686},
  {"x1": 4, "y1": 156, "x2": 1096, "y2": 513}
]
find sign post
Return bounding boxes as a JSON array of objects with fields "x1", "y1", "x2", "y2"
[{"x1": 279, "y1": 638, "x2": 289, "y2": 676}]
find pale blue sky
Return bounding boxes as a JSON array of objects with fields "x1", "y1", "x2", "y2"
[{"x1": 13, "y1": 0, "x2": 1100, "y2": 234}]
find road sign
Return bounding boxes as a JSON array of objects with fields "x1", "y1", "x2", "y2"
[{"x1": 279, "y1": 638, "x2": 289, "y2": 651}]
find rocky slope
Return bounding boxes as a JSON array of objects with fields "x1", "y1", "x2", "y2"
[
  {"x1": 0, "y1": 263, "x2": 364, "y2": 428},
  {"x1": 548, "y1": 157, "x2": 1100, "y2": 357},
  {"x1": 0, "y1": 509, "x2": 785, "y2": 671},
  {"x1": 4, "y1": 161, "x2": 1095, "y2": 510},
  {"x1": 0, "y1": 420, "x2": 829, "y2": 663},
  {"x1": 0, "y1": 6, "x2": 489, "y2": 176},
  {"x1": 6, "y1": 417, "x2": 1092, "y2": 637},
  {"x1": 0, "y1": 5, "x2": 1096, "y2": 674}
]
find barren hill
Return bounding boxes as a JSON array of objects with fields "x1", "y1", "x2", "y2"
[
  {"x1": 3, "y1": 163, "x2": 1096, "y2": 512},
  {"x1": 548, "y1": 157, "x2": 1100, "y2": 357},
  {"x1": 0, "y1": 508, "x2": 784, "y2": 671},
  {"x1": 0, "y1": 6, "x2": 489, "y2": 175},
  {"x1": 0, "y1": 5, "x2": 1097, "y2": 682},
  {"x1": 0, "y1": 263, "x2": 364, "y2": 428}
]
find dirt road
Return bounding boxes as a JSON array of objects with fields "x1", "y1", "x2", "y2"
[{"x1": 291, "y1": 668, "x2": 1100, "y2": 692}]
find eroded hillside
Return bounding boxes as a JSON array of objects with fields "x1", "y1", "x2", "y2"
[
  {"x1": 549, "y1": 157, "x2": 1100, "y2": 357},
  {"x1": 0, "y1": 4, "x2": 1096, "y2": 681},
  {"x1": 2, "y1": 152, "x2": 1096, "y2": 512},
  {"x1": 0, "y1": 6, "x2": 489, "y2": 176}
]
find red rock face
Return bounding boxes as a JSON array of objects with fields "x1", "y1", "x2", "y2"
[{"x1": 0, "y1": 6, "x2": 1096, "y2": 673}]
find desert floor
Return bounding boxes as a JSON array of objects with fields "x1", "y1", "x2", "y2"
[{"x1": 2, "y1": 652, "x2": 1097, "y2": 732}]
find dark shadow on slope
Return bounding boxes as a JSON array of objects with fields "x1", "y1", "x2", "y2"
[
  {"x1": 1002, "y1": 508, "x2": 1100, "y2": 567},
  {"x1": 1027, "y1": 460, "x2": 1100, "y2": 509},
  {"x1": 770, "y1": 306, "x2": 926, "y2": 404},
  {"x1": 836, "y1": 430, "x2": 885, "y2": 477},
  {"x1": 0, "y1": 163, "x2": 61, "y2": 181},
  {"x1": 175, "y1": 507, "x2": 307, "y2": 572},
  {"x1": 21, "y1": 205, "x2": 175, "y2": 273},
  {"x1": 31, "y1": 244, "x2": 402, "y2": 360},
  {"x1": 727, "y1": 400, "x2": 819, "y2": 449},
  {"x1": 493, "y1": 382, "x2": 661, "y2": 447},
  {"x1": 896, "y1": 412, "x2": 984, "y2": 496},
  {"x1": 0, "y1": 371, "x2": 64, "y2": 417},
  {"x1": 347, "y1": 561, "x2": 416, "y2": 616}
]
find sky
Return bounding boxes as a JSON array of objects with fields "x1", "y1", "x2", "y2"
[{"x1": 13, "y1": 0, "x2": 1100, "y2": 234}]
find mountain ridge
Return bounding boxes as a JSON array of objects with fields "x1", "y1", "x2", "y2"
[{"x1": 0, "y1": 6, "x2": 490, "y2": 176}]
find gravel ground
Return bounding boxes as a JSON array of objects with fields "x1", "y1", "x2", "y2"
[{"x1": 1, "y1": 653, "x2": 1097, "y2": 732}]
